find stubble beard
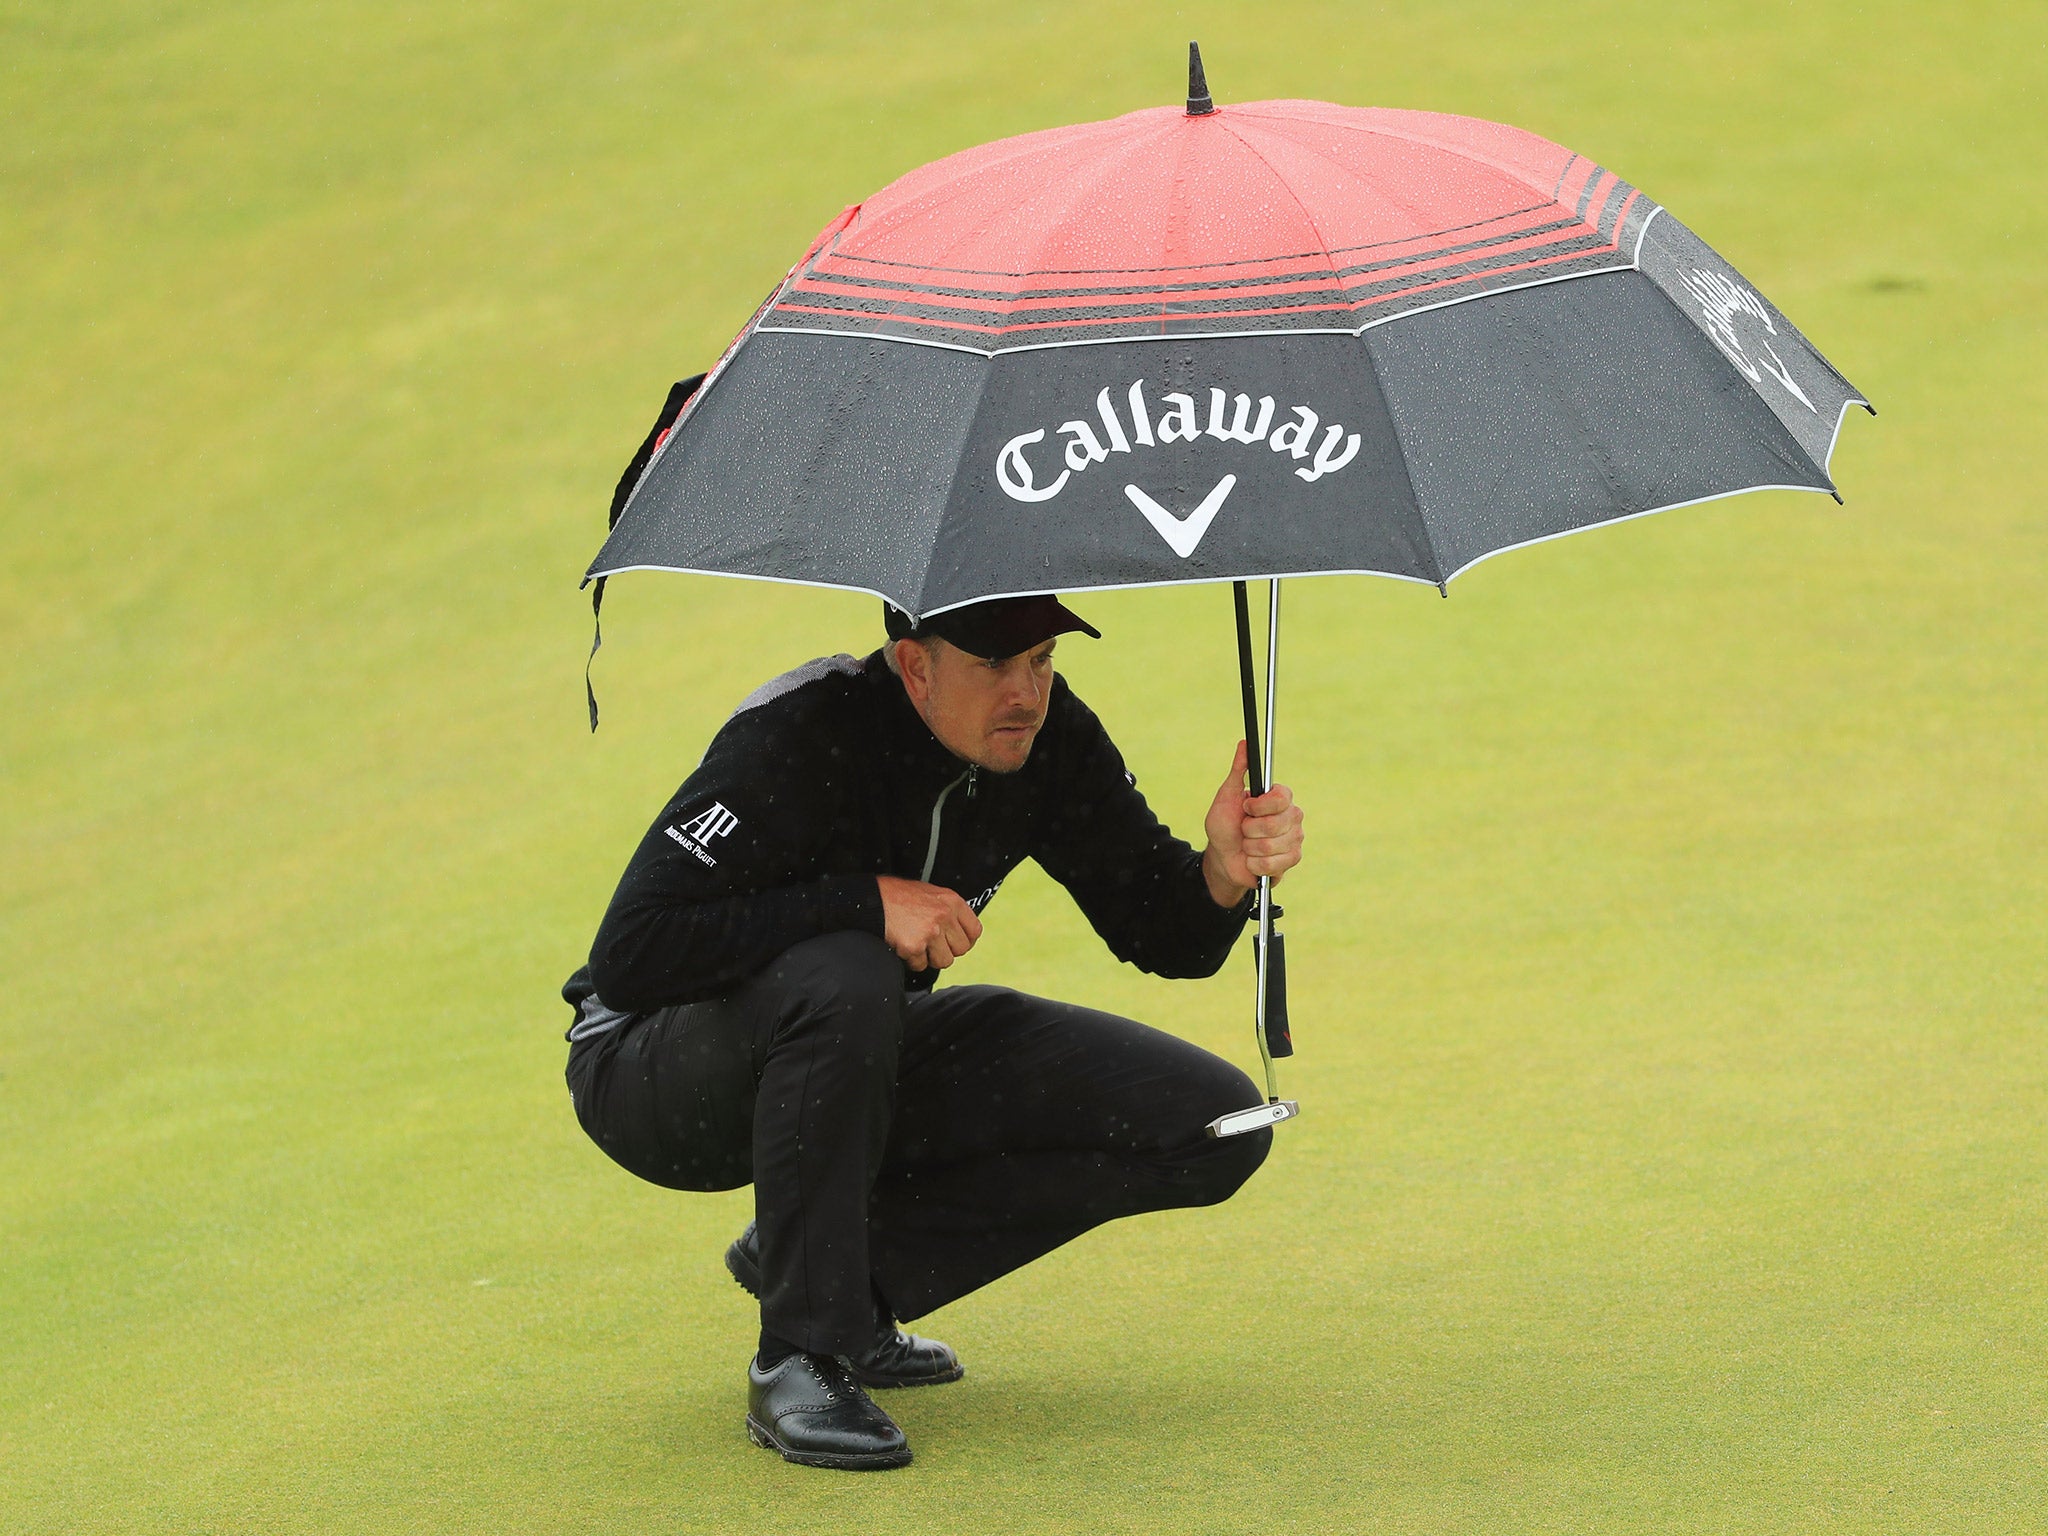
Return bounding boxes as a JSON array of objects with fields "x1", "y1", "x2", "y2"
[{"x1": 980, "y1": 716, "x2": 1042, "y2": 774}]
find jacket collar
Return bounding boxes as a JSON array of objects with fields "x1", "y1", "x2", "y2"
[{"x1": 861, "y1": 650, "x2": 976, "y2": 791}]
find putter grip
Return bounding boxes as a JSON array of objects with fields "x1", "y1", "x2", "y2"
[{"x1": 1256, "y1": 931, "x2": 1293, "y2": 1058}]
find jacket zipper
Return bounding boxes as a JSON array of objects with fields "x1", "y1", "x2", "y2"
[{"x1": 921, "y1": 769, "x2": 972, "y2": 882}]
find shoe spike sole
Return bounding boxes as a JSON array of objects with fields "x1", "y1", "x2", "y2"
[
  {"x1": 847, "y1": 1360, "x2": 965, "y2": 1390},
  {"x1": 745, "y1": 1415, "x2": 913, "y2": 1471}
]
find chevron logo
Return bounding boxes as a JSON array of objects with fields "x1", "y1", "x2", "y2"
[{"x1": 1122, "y1": 476, "x2": 1238, "y2": 559}]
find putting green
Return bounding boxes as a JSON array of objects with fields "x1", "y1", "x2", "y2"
[{"x1": 2, "y1": 2, "x2": 2042, "y2": 1530}]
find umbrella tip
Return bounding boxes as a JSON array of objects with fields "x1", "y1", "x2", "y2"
[{"x1": 1186, "y1": 41, "x2": 1216, "y2": 116}]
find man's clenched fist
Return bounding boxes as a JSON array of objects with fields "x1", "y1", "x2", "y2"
[
  {"x1": 1201, "y1": 739, "x2": 1306, "y2": 907},
  {"x1": 876, "y1": 875, "x2": 984, "y2": 971}
]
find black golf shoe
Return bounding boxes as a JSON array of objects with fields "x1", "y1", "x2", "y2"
[
  {"x1": 726, "y1": 1221, "x2": 966, "y2": 1389},
  {"x1": 723, "y1": 1220, "x2": 766, "y2": 1296},
  {"x1": 745, "y1": 1351, "x2": 912, "y2": 1471},
  {"x1": 845, "y1": 1325, "x2": 964, "y2": 1390}
]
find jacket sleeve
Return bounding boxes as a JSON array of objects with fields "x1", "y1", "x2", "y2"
[
  {"x1": 585, "y1": 716, "x2": 884, "y2": 1012},
  {"x1": 1029, "y1": 686, "x2": 1252, "y2": 979}
]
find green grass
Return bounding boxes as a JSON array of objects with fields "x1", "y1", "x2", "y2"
[{"x1": 2, "y1": 1, "x2": 2043, "y2": 1530}]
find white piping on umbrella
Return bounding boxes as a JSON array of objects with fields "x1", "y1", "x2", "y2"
[
  {"x1": 581, "y1": 557, "x2": 1443, "y2": 618},
  {"x1": 1818, "y1": 389, "x2": 1877, "y2": 468},
  {"x1": 1631, "y1": 204, "x2": 1664, "y2": 265},
  {"x1": 1439, "y1": 483, "x2": 1845, "y2": 588},
  {"x1": 908, "y1": 567, "x2": 1440, "y2": 616},
  {"x1": 1435, "y1": 396, "x2": 1871, "y2": 584},
  {"x1": 1352, "y1": 261, "x2": 1638, "y2": 336},
  {"x1": 580, "y1": 562, "x2": 943, "y2": 614},
  {"x1": 922, "y1": 470, "x2": 1855, "y2": 613},
  {"x1": 588, "y1": 469, "x2": 1861, "y2": 622}
]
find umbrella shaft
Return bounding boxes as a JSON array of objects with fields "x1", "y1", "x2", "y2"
[
  {"x1": 1233, "y1": 581, "x2": 1265, "y2": 796},
  {"x1": 1235, "y1": 579, "x2": 1284, "y2": 1102},
  {"x1": 1263, "y1": 579, "x2": 1281, "y2": 795}
]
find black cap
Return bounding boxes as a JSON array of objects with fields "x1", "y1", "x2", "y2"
[{"x1": 884, "y1": 594, "x2": 1101, "y2": 659}]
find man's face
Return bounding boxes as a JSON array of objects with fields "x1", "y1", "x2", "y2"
[{"x1": 896, "y1": 636, "x2": 1058, "y2": 773}]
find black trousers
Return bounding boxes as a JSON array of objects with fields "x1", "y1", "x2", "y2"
[{"x1": 566, "y1": 931, "x2": 1271, "y2": 1354}]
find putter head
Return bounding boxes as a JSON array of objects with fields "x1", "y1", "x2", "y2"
[{"x1": 1204, "y1": 1099, "x2": 1299, "y2": 1138}]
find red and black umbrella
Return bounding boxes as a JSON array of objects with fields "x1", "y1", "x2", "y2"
[{"x1": 586, "y1": 45, "x2": 1871, "y2": 1132}]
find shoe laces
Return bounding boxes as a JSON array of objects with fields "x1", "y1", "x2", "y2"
[{"x1": 802, "y1": 1352, "x2": 878, "y2": 1412}]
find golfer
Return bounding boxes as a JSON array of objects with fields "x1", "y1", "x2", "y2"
[{"x1": 561, "y1": 593, "x2": 1305, "y2": 1470}]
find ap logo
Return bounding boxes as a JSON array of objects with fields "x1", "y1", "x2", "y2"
[{"x1": 665, "y1": 802, "x2": 740, "y2": 866}]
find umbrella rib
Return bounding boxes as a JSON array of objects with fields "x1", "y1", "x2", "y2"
[
  {"x1": 1225, "y1": 118, "x2": 1459, "y2": 261},
  {"x1": 862, "y1": 127, "x2": 1175, "y2": 336},
  {"x1": 1241, "y1": 116, "x2": 1575, "y2": 288},
  {"x1": 905, "y1": 361, "x2": 1016, "y2": 616},
  {"x1": 1228, "y1": 103, "x2": 1577, "y2": 209},
  {"x1": 991, "y1": 128, "x2": 1175, "y2": 329},
  {"x1": 850, "y1": 117, "x2": 1144, "y2": 271},
  {"x1": 1212, "y1": 117, "x2": 1344, "y2": 289}
]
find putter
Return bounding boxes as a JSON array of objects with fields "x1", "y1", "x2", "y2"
[{"x1": 1207, "y1": 578, "x2": 1301, "y2": 1139}]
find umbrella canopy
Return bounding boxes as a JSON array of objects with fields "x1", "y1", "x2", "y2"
[{"x1": 588, "y1": 57, "x2": 1870, "y2": 614}]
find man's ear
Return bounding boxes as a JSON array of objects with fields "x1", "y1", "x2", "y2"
[{"x1": 895, "y1": 639, "x2": 931, "y2": 705}]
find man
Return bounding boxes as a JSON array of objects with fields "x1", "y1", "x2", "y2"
[{"x1": 561, "y1": 593, "x2": 1305, "y2": 1471}]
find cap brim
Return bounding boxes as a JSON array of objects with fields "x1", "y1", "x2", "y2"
[{"x1": 923, "y1": 595, "x2": 1100, "y2": 659}]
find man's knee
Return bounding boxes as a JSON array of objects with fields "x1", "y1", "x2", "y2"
[
  {"x1": 1193, "y1": 1122, "x2": 1272, "y2": 1203},
  {"x1": 756, "y1": 930, "x2": 906, "y2": 1046},
  {"x1": 1181, "y1": 1062, "x2": 1273, "y2": 1204}
]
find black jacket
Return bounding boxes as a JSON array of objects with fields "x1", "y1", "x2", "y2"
[{"x1": 565, "y1": 650, "x2": 1251, "y2": 1017}]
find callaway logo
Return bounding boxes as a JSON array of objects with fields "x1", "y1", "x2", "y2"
[
  {"x1": 665, "y1": 802, "x2": 740, "y2": 866},
  {"x1": 1678, "y1": 268, "x2": 1818, "y2": 414},
  {"x1": 996, "y1": 381, "x2": 1365, "y2": 558}
]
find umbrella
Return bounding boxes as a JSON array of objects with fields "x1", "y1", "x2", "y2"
[{"x1": 583, "y1": 44, "x2": 1872, "y2": 1134}]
